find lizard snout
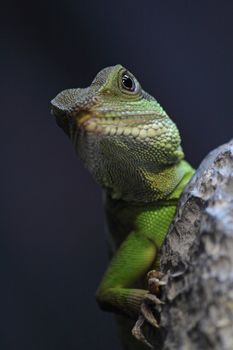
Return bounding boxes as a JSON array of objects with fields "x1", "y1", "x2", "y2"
[{"x1": 50, "y1": 104, "x2": 73, "y2": 137}]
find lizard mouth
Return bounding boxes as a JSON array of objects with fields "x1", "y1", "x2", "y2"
[
  {"x1": 52, "y1": 104, "x2": 183, "y2": 167},
  {"x1": 51, "y1": 103, "x2": 174, "y2": 151}
]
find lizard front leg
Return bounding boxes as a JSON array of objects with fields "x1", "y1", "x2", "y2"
[{"x1": 96, "y1": 230, "x2": 159, "y2": 347}]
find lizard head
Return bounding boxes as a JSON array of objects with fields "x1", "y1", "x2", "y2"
[{"x1": 51, "y1": 65, "x2": 184, "y2": 200}]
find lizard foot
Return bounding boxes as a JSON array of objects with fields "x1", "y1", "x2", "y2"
[{"x1": 132, "y1": 270, "x2": 166, "y2": 348}]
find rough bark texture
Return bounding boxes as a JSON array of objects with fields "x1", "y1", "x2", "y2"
[{"x1": 156, "y1": 139, "x2": 233, "y2": 350}]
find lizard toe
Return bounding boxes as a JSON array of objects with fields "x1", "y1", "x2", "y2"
[
  {"x1": 140, "y1": 301, "x2": 160, "y2": 329},
  {"x1": 132, "y1": 315, "x2": 154, "y2": 349}
]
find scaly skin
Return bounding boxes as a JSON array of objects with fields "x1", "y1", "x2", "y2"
[{"x1": 51, "y1": 65, "x2": 194, "y2": 349}]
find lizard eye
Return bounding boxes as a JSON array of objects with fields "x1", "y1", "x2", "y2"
[{"x1": 121, "y1": 72, "x2": 136, "y2": 92}]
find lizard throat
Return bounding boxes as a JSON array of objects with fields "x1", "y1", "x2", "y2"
[{"x1": 70, "y1": 117, "x2": 184, "y2": 203}]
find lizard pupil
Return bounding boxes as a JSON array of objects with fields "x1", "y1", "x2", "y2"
[{"x1": 122, "y1": 73, "x2": 135, "y2": 91}]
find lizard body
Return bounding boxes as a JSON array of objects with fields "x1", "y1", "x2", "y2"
[{"x1": 51, "y1": 65, "x2": 194, "y2": 348}]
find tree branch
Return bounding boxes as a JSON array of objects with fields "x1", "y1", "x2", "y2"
[{"x1": 156, "y1": 139, "x2": 233, "y2": 350}]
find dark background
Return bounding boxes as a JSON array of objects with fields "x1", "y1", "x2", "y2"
[{"x1": 1, "y1": 1, "x2": 233, "y2": 349}]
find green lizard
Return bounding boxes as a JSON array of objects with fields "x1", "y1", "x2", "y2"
[{"x1": 51, "y1": 65, "x2": 194, "y2": 349}]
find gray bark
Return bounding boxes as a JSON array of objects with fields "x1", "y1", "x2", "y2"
[{"x1": 156, "y1": 139, "x2": 233, "y2": 350}]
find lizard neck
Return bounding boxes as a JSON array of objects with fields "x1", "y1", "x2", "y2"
[{"x1": 105, "y1": 160, "x2": 194, "y2": 203}]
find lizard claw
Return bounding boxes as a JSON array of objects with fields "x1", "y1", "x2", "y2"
[
  {"x1": 140, "y1": 301, "x2": 160, "y2": 328},
  {"x1": 144, "y1": 293, "x2": 165, "y2": 305},
  {"x1": 132, "y1": 315, "x2": 154, "y2": 349},
  {"x1": 132, "y1": 270, "x2": 166, "y2": 348}
]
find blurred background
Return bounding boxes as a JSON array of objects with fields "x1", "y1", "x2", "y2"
[{"x1": 1, "y1": 1, "x2": 233, "y2": 349}]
